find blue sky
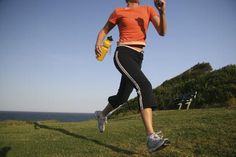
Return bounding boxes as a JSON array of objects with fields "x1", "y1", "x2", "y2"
[{"x1": 0, "y1": 0, "x2": 235, "y2": 113}]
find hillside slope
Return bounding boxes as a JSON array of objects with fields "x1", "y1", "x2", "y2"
[
  {"x1": 0, "y1": 108, "x2": 235, "y2": 157},
  {"x1": 112, "y1": 63, "x2": 236, "y2": 116}
]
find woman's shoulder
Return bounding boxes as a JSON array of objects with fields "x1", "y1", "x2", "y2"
[
  {"x1": 141, "y1": 5, "x2": 155, "y2": 10},
  {"x1": 140, "y1": 5, "x2": 157, "y2": 13},
  {"x1": 113, "y1": 7, "x2": 127, "y2": 12},
  {"x1": 111, "y1": 5, "x2": 155, "y2": 13}
]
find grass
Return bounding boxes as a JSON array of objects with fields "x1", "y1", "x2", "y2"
[{"x1": 0, "y1": 108, "x2": 235, "y2": 157}]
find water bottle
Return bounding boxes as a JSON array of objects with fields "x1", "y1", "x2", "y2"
[{"x1": 96, "y1": 36, "x2": 113, "y2": 61}]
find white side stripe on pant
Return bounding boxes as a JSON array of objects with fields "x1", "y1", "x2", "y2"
[{"x1": 115, "y1": 51, "x2": 144, "y2": 110}]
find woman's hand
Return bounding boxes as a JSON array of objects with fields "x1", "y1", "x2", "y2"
[
  {"x1": 154, "y1": 0, "x2": 166, "y2": 14},
  {"x1": 95, "y1": 21, "x2": 115, "y2": 59},
  {"x1": 95, "y1": 45, "x2": 102, "y2": 57},
  {"x1": 152, "y1": 0, "x2": 167, "y2": 36}
]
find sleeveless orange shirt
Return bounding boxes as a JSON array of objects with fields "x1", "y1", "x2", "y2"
[{"x1": 108, "y1": 5, "x2": 158, "y2": 46}]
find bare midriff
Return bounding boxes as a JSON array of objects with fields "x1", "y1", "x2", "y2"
[{"x1": 118, "y1": 42, "x2": 145, "y2": 53}]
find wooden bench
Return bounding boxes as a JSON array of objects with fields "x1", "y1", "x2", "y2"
[{"x1": 174, "y1": 91, "x2": 197, "y2": 110}]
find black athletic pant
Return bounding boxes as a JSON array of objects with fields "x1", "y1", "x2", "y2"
[{"x1": 108, "y1": 46, "x2": 157, "y2": 110}]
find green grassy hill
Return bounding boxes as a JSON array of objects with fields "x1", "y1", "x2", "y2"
[
  {"x1": 0, "y1": 108, "x2": 235, "y2": 157},
  {"x1": 112, "y1": 63, "x2": 236, "y2": 116}
]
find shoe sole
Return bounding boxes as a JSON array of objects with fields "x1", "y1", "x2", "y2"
[{"x1": 148, "y1": 138, "x2": 170, "y2": 153}]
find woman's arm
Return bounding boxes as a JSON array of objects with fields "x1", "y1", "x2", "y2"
[
  {"x1": 152, "y1": 0, "x2": 167, "y2": 36},
  {"x1": 95, "y1": 21, "x2": 115, "y2": 57}
]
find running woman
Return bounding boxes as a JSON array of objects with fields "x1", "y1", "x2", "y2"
[{"x1": 94, "y1": 0, "x2": 169, "y2": 152}]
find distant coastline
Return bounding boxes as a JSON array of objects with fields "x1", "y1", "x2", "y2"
[{"x1": 0, "y1": 111, "x2": 94, "y2": 122}]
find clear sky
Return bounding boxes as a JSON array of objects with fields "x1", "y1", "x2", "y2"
[{"x1": 0, "y1": 0, "x2": 235, "y2": 113}]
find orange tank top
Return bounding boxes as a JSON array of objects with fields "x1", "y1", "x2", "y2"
[{"x1": 108, "y1": 5, "x2": 158, "y2": 46}]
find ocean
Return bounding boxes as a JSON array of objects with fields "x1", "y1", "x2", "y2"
[{"x1": 0, "y1": 111, "x2": 94, "y2": 122}]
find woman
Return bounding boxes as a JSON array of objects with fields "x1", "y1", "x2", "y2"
[{"x1": 94, "y1": 0, "x2": 169, "y2": 152}]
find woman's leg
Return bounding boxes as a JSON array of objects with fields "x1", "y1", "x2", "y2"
[
  {"x1": 98, "y1": 47, "x2": 169, "y2": 152},
  {"x1": 114, "y1": 47, "x2": 157, "y2": 135},
  {"x1": 95, "y1": 74, "x2": 133, "y2": 133},
  {"x1": 102, "y1": 103, "x2": 114, "y2": 117},
  {"x1": 141, "y1": 108, "x2": 154, "y2": 135},
  {"x1": 106, "y1": 75, "x2": 133, "y2": 113}
]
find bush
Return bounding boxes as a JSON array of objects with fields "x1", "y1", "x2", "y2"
[
  {"x1": 113, "y1": 63, "x2": 236, "y2": 116},
  {"x1": 226, "y1": 97, "x2": 236, "y2": 108}
]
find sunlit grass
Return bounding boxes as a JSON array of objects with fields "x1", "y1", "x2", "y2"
[{"x1": 0, "y1": 108, "x2": 235, "y2": 157}]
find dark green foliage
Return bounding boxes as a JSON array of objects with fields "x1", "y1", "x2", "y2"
[{"x1": 112, "y1": 62, "x2": 236, "y2": 116}]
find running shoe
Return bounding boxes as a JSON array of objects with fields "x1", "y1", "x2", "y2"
[
  {"x1": 147, "y1": 131, "x2": 170, "y2": 152},
  {"x1": 94, "y1": 111, "x2": 107, "y2": 133}
]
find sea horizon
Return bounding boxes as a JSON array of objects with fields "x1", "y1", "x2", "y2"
[
  {"x1": 0, "y1": 110, "x2": 93, "y2": 114},
  {"x1": 0, "y1": 111, "x2": 94, "y2": 122}
]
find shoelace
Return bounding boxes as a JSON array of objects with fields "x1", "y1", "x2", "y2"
[
  {"x1": 99, "y1": 115, "x2": 107, "y2": 124},
  {"x1": 153, "y1": 131, "x2": 164, "y2": 139},
  {"x1": 104, "y1": 117, "x2": 107, "y2": 124}
]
